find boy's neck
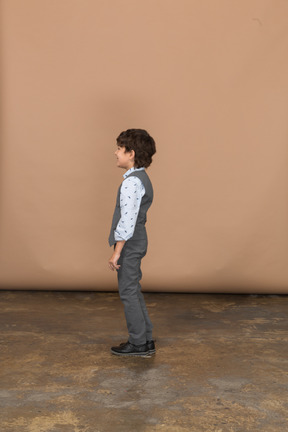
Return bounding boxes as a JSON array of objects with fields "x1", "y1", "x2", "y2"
[
  {"x1": 125, "y1": 163, "x2": 135, "y2": 172},
  {"x1": 124, "y1": 166, "x2": 135, "y2": 176}
]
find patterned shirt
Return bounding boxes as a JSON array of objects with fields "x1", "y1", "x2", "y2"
[{"x1": 114, "y1": 167, "x2": 146, "y2": 242}]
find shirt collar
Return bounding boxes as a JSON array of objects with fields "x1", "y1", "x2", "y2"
[{"x1": 123, "y1": 167, "x2": 145, "y2": 179}]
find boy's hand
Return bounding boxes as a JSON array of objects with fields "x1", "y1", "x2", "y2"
[
  {"x1": 108, "y1": 252, "x2": 121, "y2": 271},
  {"x1": 108, "y1": 240, "x2": 125, "y2": 271}
]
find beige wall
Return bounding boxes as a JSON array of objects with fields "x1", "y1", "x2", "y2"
[{"x1": 1, "y1": 0, "x2": 288, "y2": 292}]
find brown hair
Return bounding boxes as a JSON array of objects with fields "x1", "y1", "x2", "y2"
[{"x1": 116, "y1": 129, "x2": 156, "y2": 168}]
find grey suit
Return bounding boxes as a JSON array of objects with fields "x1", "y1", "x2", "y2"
[{"x1": 109, "y1": 170, "x2": 154, "y2": 345}]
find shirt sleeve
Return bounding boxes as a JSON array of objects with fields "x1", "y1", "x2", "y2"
[{"x1": 114, "y1": 176, "x2": 145, "y2": 242}]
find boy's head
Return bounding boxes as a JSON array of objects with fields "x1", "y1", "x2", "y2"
[{"x1": 116, "y1": 129, "x2": 156, "y2": 169}]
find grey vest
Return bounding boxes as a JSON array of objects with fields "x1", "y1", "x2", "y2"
[{"x1": 108, "y1": 170, "x2": 154, "y2": 246}]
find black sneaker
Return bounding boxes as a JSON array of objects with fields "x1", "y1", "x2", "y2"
[
  {"x1": 111, "y1": 341, "x2": 149, "y2": 357},
  {"x1": 119, "y1": 340, "x2": 156, "y2": 354},
  {"x1": 147, "y1": 340, "x2": 156, "y2": 354}
]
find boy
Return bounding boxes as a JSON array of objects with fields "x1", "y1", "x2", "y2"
[{"x1": 108, "y1": 129, "x2": 156, "y2": 357}]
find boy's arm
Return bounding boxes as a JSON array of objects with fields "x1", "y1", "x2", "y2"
[
  {"x1": 108, "y1": 240, "x2": 125, "y2": 271},
  {"x1": 114, "y1": 176, "x2": 145, "y2": 242},
  {"x1": 108, "y1": 175, "x2": 144, "y2": 271}
]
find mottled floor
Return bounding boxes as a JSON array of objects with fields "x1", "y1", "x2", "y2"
[{"x1": 0, "y1": 291, "x2": 288, "y2": 432}]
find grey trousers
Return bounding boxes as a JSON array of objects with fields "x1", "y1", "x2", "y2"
[{"x1": 116, "y1": 237, "x2": 153, "y2": 345}]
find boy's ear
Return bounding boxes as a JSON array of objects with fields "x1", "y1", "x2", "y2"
[{"x1": 129, "y1": 150, "x2": 135, "y2": 160}]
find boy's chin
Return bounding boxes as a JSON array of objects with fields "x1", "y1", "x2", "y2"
[{"x1": 116, "y1": 163, "x2": 127, "y2": 169}]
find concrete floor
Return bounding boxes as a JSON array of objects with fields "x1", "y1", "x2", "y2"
[{"x1": 0, "y1": 291, "x2": 288, "y2": 432}]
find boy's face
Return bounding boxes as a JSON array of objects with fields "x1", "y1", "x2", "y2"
[{"x1": 115, "y1": 145, "x2": 135, "y2": 170}]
